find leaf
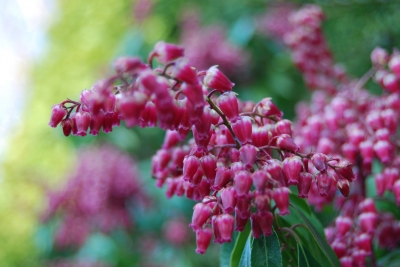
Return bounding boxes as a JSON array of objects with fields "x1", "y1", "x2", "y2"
[
  {"x1": 231, "y1": 221, "x2": 251, "y2": 267},
  {"x1": 290, "y1": 201, "x2": 341, "y2": 267},
  {"x1": 251, "y1": 230, "x2": 283, "y2": 267},
  {"x1": 297, "y1": 243, "x2": 321, "y2": 267},
  {"x1": 375, "y1": 198, "x2": 400, "y2": 219},
  {"x1": 220, "y1": 232, "x2": 237, "y2": 267},
  {"x1": 238, "y1": 236, "x2": 251, "y2": 267},
  {"x1": 377, "y1": 249, "x2": 400, "y2": 267}
]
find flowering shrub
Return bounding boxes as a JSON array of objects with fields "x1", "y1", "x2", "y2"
[{"x1": 47, "y1": 3, "x2": 400, "y2": 267}]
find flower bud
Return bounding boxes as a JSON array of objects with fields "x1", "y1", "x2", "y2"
[
  {"x1": 182, "y1": 83, "x2": 205, "y2": 112},
  {"x1": 254, "y1": 193, "x2": 270, "y2": 212},
  {"x1": 89, "y1": 112, "x2": 104, "y2": 136},
  {"x1": 217, "y1": 92, "x2": 239, "y2": 122},
  {"x1": 355, "y1": 233, "x2": 372, "y2": 254},
  {"x1": 298, "y1": 172, "x2": 313, "y2": 198},
  {"x1": 382, "y1": 73, "x2": 399, "y2": 93},
  {"x1": 61, "y1": 119, "x2": 72, "y2": 136},
  {"x1": 114, "y1": 56, "x2": 144, "y2": 73},
  {"x1": 213, "y1": 167, "x2": 231, "y2": 191},
  {"x1": 359, "y1": 140, "x2": 374, "y2": 163},
  {"x1": 359, "y1": 212, "x2": 377, "y2": 234},
  {"x1": 204, "y1": 66, "x2": 235, "y2": 92},
  {"x1": 236, "y1": 194, "x2": 251, "y2": 219},
  {"x1": 275, "y1": 119, "x2": 292, "y2": 135},
  {"x1": 383, "y1": 167, "x2": 398, "y2": 190},
  {"x1": 190, "y1": 203, "x2": 212, "y2": 231},
  {"x1": 74, "y1": 111, "x2": 91, "y2": 136},
  {"x1": 332, "y1": 241, "x2": 347, "y2": 258},
  {"x1": 316, "y1": 172, "x2": 333, "y2": 196},
  {"x1": 264, "y1": 160, "x2": 285, "y2": 185},
  {"x1": 374, "y1": 140, "x2": 392, "y2": 164},
  {"x1": 335, "y1": 216, "x2": 352, "y2": 237},
  {"x1": 200, "y1": 155, "x2": 217, "y2": 182},
  {"x1": 235, "y1": 208, "x2": 248, "y2": 231},
  {"x1": 162, "y1": 130, "x2": 182, "y2": 149},
  {"x1": 140, "y1": 101, "x2": 158, "y2": 127},
  {"x1": 216, "y1": 214, "x2": 234, "y2": 243},
  {"x1": 252, "y1": 125, "x2": 270, "y2": 147},
  {"x1": 231, "y1": 116, "x2": 252, "y2": 145},
  {"x1": 183, "y1": 156, "x2": 200, "y2": 182},
  {"x1": 334, "y1": 160, "x2": 356, "y2": 181},
  {"x1": 234, "y1": 171, "x2": 252, "y2": 198},
  {"x1": 255, "y1": 98, "x2": 283, "y2": 119},
  {"x1": 337, "y1": 179, "x2": 350, "y2": 197},
  {"x1": 172, "y1": 61, "x2": 198, "y2": 84},
  {"x1": 240, "y1": 144, "x2": 258, "y2": 170},
  {"x1": 258, "y1": 211, "x2": 273, "y2": 236},
  {"x1": 49, "y1": 104, "x2": 67, "y2": 128},
  {"x1": 195, "y1": 228, "x2": 213, "y2": 254},
  {"x1": 352, "y1": 250, "x2": 367, "y2": 266},
  {"x1": 371, "y1": 47, "x2": 388, "y2": 66},
  {"x1": 394, "y1": 180, "x2": 400, "y2": 205},
  {"x1": 282, "y1": 156, "x2": 303, "y2": 185},
  {"x1": 358, "y1": 198, "x2": 377, "y2": 214},
  {"x1": 272, "y1": 187, "x2": 290, "y2": 216},
  {"x1": 277, "y1": 134, "x2": 299, "y2": 152},
  {"x1": 250, "y1": 213, "x2": 263, "y2": 239},
  {"x1": 221, "y1": 187, "x2": 237, "y2": 214},
  {"x1": 340, "y1": 257, "x2": 353, "y2": 267},
  {"x1": 375, "y1": 173, "x2": 385, "y2": 196},
  {"x1": 154, "y1": 41, "x2": 184, "y2": 64},
  {"x1": 252, "y1": 170, "x2": 270, "y2": 192},
  {"x1": 389, "y1": 54, "x2": 400, "y2": 76}
]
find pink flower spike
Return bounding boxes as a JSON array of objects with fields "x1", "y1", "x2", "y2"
[
  {"x1": 204, "y1": 66, "x2": 235, "y2": 92},
  {"x1": 154, "y1": 41, "x2": 184, "y2": 64},
  {"x1": 49, "y1": 104, "x2": 67, "y2": 128},
  {"x1": 195, "y1": 228, "x2": 213, "y2": 254}
]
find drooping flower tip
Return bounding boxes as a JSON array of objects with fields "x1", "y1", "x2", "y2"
[
  {"x1": 204, "y1": 66, "x2": 235, "y2": 92},
  {"x1": 154, "y1": 41, "x2": 185, "y2": 64}
]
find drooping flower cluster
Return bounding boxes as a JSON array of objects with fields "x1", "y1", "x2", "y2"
[
  {"x1": 277, "y1": 5, "x2": 400, "y2": 266},
  {"x1": 48, "y1": 40, "x2": 354, "y2": 254},
  {"x1": 284, "y1": 5, "x2": 348, "y2": 94},
  {"x1": 43, "y1": 146, "x2": 144, "y2": 248},
  {"x1": 179, "y1": 9, "x2": 250, "y2": 78}
]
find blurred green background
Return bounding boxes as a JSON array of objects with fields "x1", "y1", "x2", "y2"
[{"x1": 1, "y1": 0, "x2": 400, "y2": 266}]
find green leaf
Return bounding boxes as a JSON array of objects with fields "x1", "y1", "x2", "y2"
[
  {"x1": 297, "y1": 243, "x2": 321, "y2": 267},
  {"x1": 375, "y1": 198, "x2": 400, "y2": 219},
  {"x1": 220, "y1": 232, "x2": 237, "y2": 267},
  {"x1": 231, "y1": 221, "x2": 251, "y2": 267},
  {"x1": 238, "y1": 236, "x2": 251, "y2": 267},
  {"x1": 378, "y1": 249, "x2": 400, "y2": 267},
  {"x1": 251, "y1": 230, "x2": 282, "y2": 267},
  {"x1": 290, "y1": 199, "x2": 340, "y2": 267}
]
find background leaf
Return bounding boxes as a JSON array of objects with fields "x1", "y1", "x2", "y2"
[
  {"x1": 231, "y1": 222, "x2": 251, "y2": 267},
  {"x1": 251, "y1": 230, "x2": 282, "y2": 267},
  {"x1": 238, "y1": 236, "x2": 251, "y2": 267}
]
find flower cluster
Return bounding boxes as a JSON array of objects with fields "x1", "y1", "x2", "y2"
[
  {"x1": 48, "y1": 40, "x2": 354, "y2": 254},
  {"x1": 277, "y1": 5, "x2": 400, "y2": 266},
  {"x1": 284, "y1": 5, "x2": 348, "y2": 94},
  {"x1": 325, "y1": 197, "x2": 400, "y2": 267},
  {"x1": 43, "y1": 146, "x2": 144, "y2": 248}
]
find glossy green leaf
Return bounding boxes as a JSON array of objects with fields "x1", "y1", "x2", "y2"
[
  {"x1": 231, "y1": 221, "x2": 251, "y2": 267},
  {"x1": 238, "y1": 236, "x2": 251, "y2": 267},
  {"x1": 297, "y1": 243, "x2": 321, "y2": 267},
  {"x1": 290, "y1": 200, "x2": 340, "y2": 267},
  {"x1": 251, "y1": 230, "x2": 282, "y2": 267},
  {"x1": 220, "y1": 232, "x2": 237, "y2": 267}
]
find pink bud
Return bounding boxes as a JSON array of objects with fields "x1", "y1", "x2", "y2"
[
  {"x1": 359, "y1": 212, "x2": 377, "y2": 233},
  {"x1": 190, "y1": 203, "x2": 212, "y2": 230},
  {"x1": 217, "y1": 92, "x2": 239, "y2": 122},
  {"x1": 336, "y1": 216, "x2": 352, "y2": 236},
  {"x1": 200, "y1": 155, "x2": 217, "y2": 182},
  {"x1": 381, "y1": 109, "x2": 397, "y2": 134},
  {"x1": 252, "y1": 125, "x2": 270, "y2": 147},
  {"x1": 332, "y1": 241, "x2": 347, "y2": 258},
  {"x1": 254, "y1": 193, "x2": 270, "y2": 212},
  {"x1": 221, "y1": 187, "x2": 237, "y2": 213},
  {"x1": 298, "y1": 172, "x2": 313, "y2": 198},
  {"x1": 212, "y1": 215, "x2": 222, "y2": 243},
  {"x1": 61, "y1": 119, "x2": 72, "y2": 136},
  {"x1": 140, "y1": 101, "x2": 158, "y2": 127},
  {"x1": 236, "y1": 194, "x2": 251, "y2": 219},
  {"x1": 365, "y1": 110, "x2": 382, "y2": 130},
  {"x1": 317, "y1": 137, "x2": 334, "y2": 155},
  {"x1": 375, "y1": 173, "x2": 386, "y2": 196},
  {"x1": 352, "y1": 250, "x2": 367, "y2": 266},
  {"x1": 258, "y1": 211, "x2": 273, "y2": 236},
  {"x1": 383, "y1": 167, "x2": 398, "y2": 190},
  {"x1": 340, "y1": 257, "x2": 353, "y2": 267},
  {"x1": 172, "y1": 61, "x2": 198, "y2": 84},
  {"x1": 195, "y1": 228, "x2": 213, "y2": 254},
  {"x1": 102, "y1": 116, "x2": 113, "y2": 133},
  {"x1": 358, "y1": 198, "x2": 377, "y2": 214},
  {"x1": 311, "y1": 153, "x2": 328, "y2": 172},
  {"x1": 382, "y1": 73, "x2": 399, "y2": 92},
  {"x1": 255, "y1": 98, "x2": 283, "y2": 119},
  {"x1": 118, "y1": 92, "x2": 147, "y2": 127},
  {"x1": 216, "y1": 214, "x2": 234, "y2": 243},
  {"x1": 89, "y1": 112, "x2": 104, "y2": 135},
  {"x1": 316, "y1": 172, "x2": 332, "y2": 196},
  {"x1": 252, "y1": 170, "x2": 270, "y2": 192},
  {"x1": 102, "y1": 93, "x2": 116, "y2": 118},
  {"x1": 162, "y1": 130, "x2": 182, "y2": 149},
  {"x1": 182, "y1": 83, "x2": 205, "y2": 112},
  {"x1": 374, "y1": 140, "x2": 392, "y2": 164},
  {"x1": 334, "y1": 160, "x2": 356, "y2": 181},
  {"x1": 235, "y1": 208, "x2": 248, "y2": 231},
  {"x1": 264, "y1": 160, "x2": 285, "y2": 185},
  {"x1": 277, "y1": 134, "x2": 299, "y2": 152},
  {"x1": 204, "y1": 66, "x2": 235, "y2": 92},
  {"x1": 239, "y1": 144, "x2": 258, "y2": 170},
  {"x1": 250, "y1": 213, "x2": 263, "y2": 239},
  {"x1": 342, "y1": 142, "x2": 358, "y2": 163},
  {"x1": 154, "y1": 41, "x2": 184, "y2": 64},
  {"x1": 183, "y1": 156, "x2": 200, "y2": 182},
  {"x1": 371, "y1": 47, "x2": 388, "y2": 66},
  {"x1": 74, "y1": 111, "x2": 91, "y2": 136},
  {"x1": 231, "y1": 116, "x2": 252, "y2": 145},
  {"x1": 389, "y1": 54, "x2": 400, "y2": 76},
  {"x1": 337, "y1": 179, "x2": 350, "y2": 197},
  {"x1": 230, "y1": 162, "x2": 245, "y2": 174},
  {"x1": 114, "y1": 56, "x2": 144, "y2": 73},
  {"x1": 275, "y1": 119, "x2": 292, "y2": 135},
  {"x1": 272, "y1": 187, "x2": 290, "y2": 216},
  {"x1": 165, "y1": 178, "x2": 177, "y2": 199},
  {"x1": 212, "y1": 167, "x2": 231, "y2": 191},
  {"x1": 282, "y1": 156, "x2": 303, "y2": 185},
  {"x1": 49, "y1": 104, "x2": 67, "y2": 127},
  {"x1": 359, "y1": 140, "x2": 374, "y2": 163},
  {"x1": 376, "y1": 128, "x2": 390, "y2": 141},
  {"x1": 355, "y1": 233, "x2": 372, "y2": 254},
  {"x1": 234, "y1": 171, "x2": 253, "y2": 198}
]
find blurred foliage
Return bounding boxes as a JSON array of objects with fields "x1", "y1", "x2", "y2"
[{"x1": 1, "y1": 0, "x2": 400, "y2": 265}]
